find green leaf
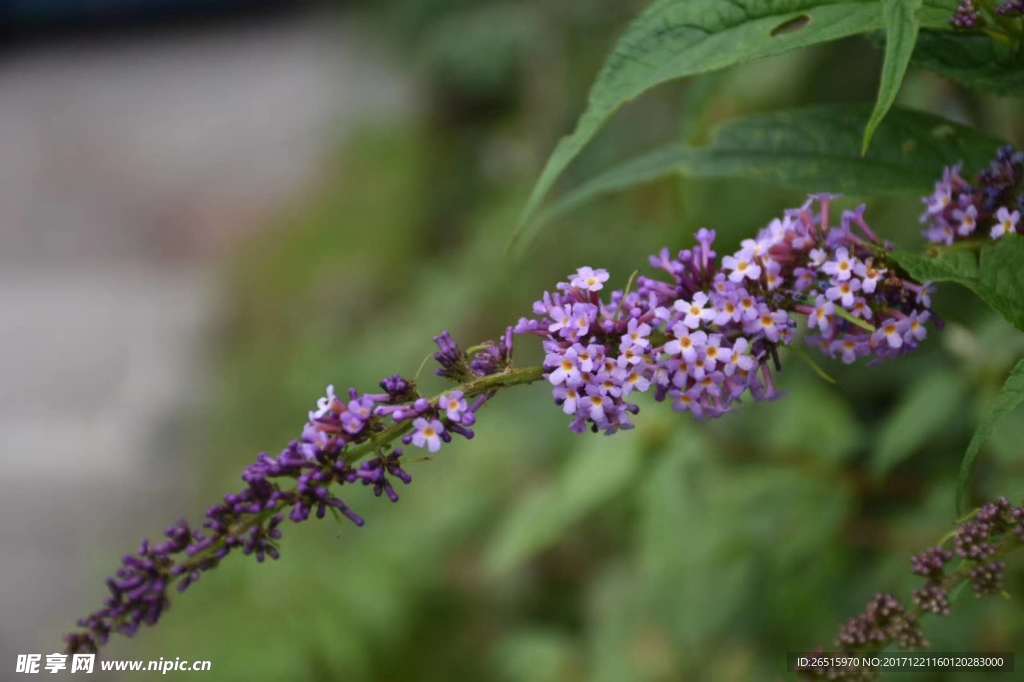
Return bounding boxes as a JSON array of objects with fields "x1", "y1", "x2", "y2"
[
  {"x1": 636, "y1": 430, "x2": 850, "y2": 648},
  {"x1": 516, "y1": 105, "x2": 1003, "y2": 251},
  {"x1": 892, "y1": 237, "x2": 1024, "y2": 332},
  {"x1": 492, "y1": 630, "x2": 578, "y2": 682},
  {"x1": 514, "y1": 0, "x2": 889, "y2": 241},
  {"x1": 914, "y1": 31, "x2": 1024, "y2": 96},
  {"x1": 872, "y1": 369, "x2": 963, "y2": 477},
  {"x1": 862, "y1": 0, "x2": 921, "y2": 154},
  {"x1": 514, "y1": 0, "x2": 958, "y2": 242},
  {"x1": 956, "y1": 359, "x2": 1024, "y2": 514},
  {"x1": 483, "y1": 434, "x2": 642, "y2": 574},
  {"x1": 749, "y1": 378, "x2": 862, "y2": 464}
]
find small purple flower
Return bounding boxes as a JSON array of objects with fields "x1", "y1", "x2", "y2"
[
  {"x1": 724, "y1": 338, "x2": 754, "y2": 376},
  {"x1": 664, "y1": 325, "x2": 706, "y2": 362},
  {"x1": 954, "y1": 204, "x2": 978, "y2": 236},
  {"x1": 579, "y1": 386, "x2": 610, "y2": 423},
  {"x1": 674, "y1": 291, "x2": 715, "y2": 329},
  {"x1": 439, "y1": 391, "x2": 468, "y2": 423},
  {"x1": 547, "y1": 304, "x2": 573, "y2": 335},
  {"x1": 702, "y1": 334, "x2": 732, "y2": 370},
  {"x1": 822, "y1": 247, "x2": 855, "y2": 281},
  {"x1": 990, "y1": 206, "x2": 1020, "y2": 239},
  {"x1": 906, "y1": 311, "x2": 929, "y2": 344},
  {"x1": 571, "y1": 266, "x2": 609, "y2": 292},
  {"x1": 874, "y1": 319, "x2": 905, "y2": 350},
  {"x1": 411, "y1": 418, "x2": 444, "y2": 453},
  {"x1": 621, "y1": 318, "x2": 651, "y2": 350},
  {"x1": 721, "y1": 253, "x2": 761, "y2": 282},
  {"x1": 546, "y1": 347, "x2": 581, "y2": 386},
  {"x1": 825, "y1": 278, "x2": 861, "y2": 308},
  {"x1": 809, "y1": 296, "x2": 835, "y2": 335},
  {"x1": 554, "y1": 385, "x2": 580, "y2": 414},
  {"x1": 748, "y1": 308, "x2": 789, "y2": 343},
  {"x1": 854, "y1": 259, "x2": 885, "y2": 294}
]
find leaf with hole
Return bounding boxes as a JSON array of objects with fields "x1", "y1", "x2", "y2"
[{"x1": 514, "y1": 0, "x2": 957, "y2": 244}]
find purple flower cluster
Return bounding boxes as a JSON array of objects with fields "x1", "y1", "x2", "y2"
[
  {"x1": 799, "y1": 594, "x2": 928, "y2": 680},
  {"x1": 951, "y1": 0, "x2": 982, "y2": 27},
  {"x1": 997, "y1": 0, "x2": 1024, "y2": 16},
  {"x1": 922, "y1": 145, "x2": 1023, "y2": 244},
  {"x1": 910, "y1": 497, "x2": 1023, "y2": 610},
  {"x1": 949, "y1": 0, "x2": 1023, "y2": 25},
  {"x1": 907, "y1": 496, "x2": 1024, "y2": 610},
  {"x1": 952, "y1": 498, "x2": 1018, "y2": 596},
  {"x1": 836, "y1": 593, "x2": 927, "y2": 650},
  {"x1": 803, "y1": 498, "x2": 1024, "y2": 679},
  {"x1": 65, "y1": 333, "x2": 509, "y2": 654},
  {"x1": 516, "y1": 196, "x2": 933, "y2": 432}
]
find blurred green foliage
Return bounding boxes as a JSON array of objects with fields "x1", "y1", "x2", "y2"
[{"x1": 115, "y1": 2, "x2": 1024, "y2": 679}]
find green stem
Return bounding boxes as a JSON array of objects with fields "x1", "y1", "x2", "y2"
[{"x1": 832, "y1": 304, "x2": 876, "y2": 333}]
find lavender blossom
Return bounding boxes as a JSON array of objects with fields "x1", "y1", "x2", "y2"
[
  {"x1": 518, "y1": 196, "x2": 934, "y2": 434},
  {"x1": 922, "y1": 145, "x2": 1024, "y2": 244}
]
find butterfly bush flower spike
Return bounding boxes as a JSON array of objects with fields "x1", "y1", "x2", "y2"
[{"x1": 67, "y1": 194, "x2": 939, "y2": 656}]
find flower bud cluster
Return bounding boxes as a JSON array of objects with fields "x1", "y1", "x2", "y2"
[
  {"x1": 803, "y1": 498, "x2": 1024, "y2": 679},
  {"x1": 909, "y1": 497, "x2": 1023, "y2": 613},
  {"x1": 950, "y1": 0, "x2": 1024, "y2": 27},
  {"x1": 65, "y1": 332, "x2": 509, "y2": 654}
]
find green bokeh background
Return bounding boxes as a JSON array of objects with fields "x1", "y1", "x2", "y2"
[{"x1": 85, "y1": 2, "x2": 1024, "y2": 679}]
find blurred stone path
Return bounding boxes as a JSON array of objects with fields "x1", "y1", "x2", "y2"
[{"x1": 0, "y1": 8, "x2": 411, "y2": 671}]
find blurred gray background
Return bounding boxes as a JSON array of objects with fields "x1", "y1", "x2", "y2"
[{"x1": 0, "y1": 3, "x2": 411, "y2": 669}]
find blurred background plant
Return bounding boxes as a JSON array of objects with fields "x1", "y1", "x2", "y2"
[{"x1": 4, "y1": 0, "x2": 1023, "y2": 680}]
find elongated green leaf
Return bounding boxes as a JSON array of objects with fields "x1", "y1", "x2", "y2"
[
  {"x1": 872, "y1": 369, "x2": 963, "y2": 477},
  {"x1": 515, "y1": 105, "x2": 1002, "y2": 252},
  {"x1": 914, "y1": 31, "x2": 1024, "y2": 96},
  {"x1": 483, "y1": 435, "x2": 642, "y2": 574},
  {"x1": 515, "y1": 0, "x2": 957, "y2": 242},
  {"x1": 957, "y1": 359, "x2": 1024, "y2": 514},
  {"x1": 515, "y1": 1, "x2": 887, "y2": 240},
  {"x1": 863, "y1": 0, "x2": 921, "y2": 154},
  {"x1": 892, "y1": 237, "x2": 1024, "y2": 332}
]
